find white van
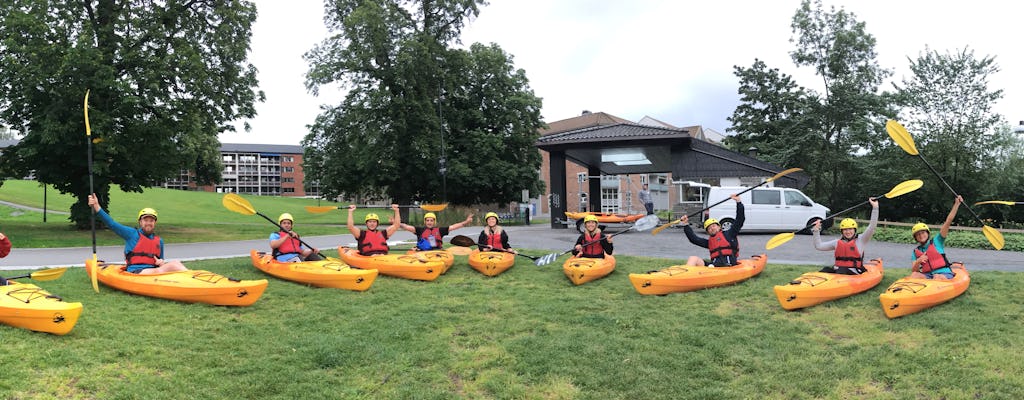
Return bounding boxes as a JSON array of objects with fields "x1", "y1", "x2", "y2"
[{"x1": 703, "y1": 186, "x2": 830, "y2": 232}]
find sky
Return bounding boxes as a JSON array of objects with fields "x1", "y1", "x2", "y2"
[{"x1": 221, "y1": 0, "x2": 1024, "y2": 145}]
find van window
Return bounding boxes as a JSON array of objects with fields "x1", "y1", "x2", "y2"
[
  {"x1": 751, "y1": 190, "x2": 780, "y2": 205},
  {"x1": 785, "y1": 191, "x2": 812, "y2": 206}
]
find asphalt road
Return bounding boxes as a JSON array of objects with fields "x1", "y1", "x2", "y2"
[{"x1": 2, "y1": 224, "x2": 1021, "y2": 272}]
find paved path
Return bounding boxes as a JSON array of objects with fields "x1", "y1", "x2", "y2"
[
  {"x1": 2, "y1": 224, "x2": 1021, "y2": 272},
  {"x1": 0, "y1": 199, "x2": 69, "y2": 215}
]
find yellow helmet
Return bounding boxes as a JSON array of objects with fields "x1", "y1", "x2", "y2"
[
  {"x1": 365, "y1": 213, "x2": 380, "y2": 223},
  {"x1": 839, "y1": 218, "x2": 857, "y2": 230},
  {"x1": 485, "y1": 212, "x2": 499, "y2": 222},
  {"x1": 424, "y1": 212, "x2": 437, "y2": 220},
  {"x1": 278, "y1": 213, "x2": 294, "y2": 224},
  {"x1": 583, "y1": 215, "x2": 599, "y2": 223},
  {"x1": 137, "y1": 208, "x2": 158, "y2": 220},
  {"x1": 703, "y1": 218, "x2": 719, "y2": 229},
  {"x1": 911, "y1": 222, "x2": 930, "y2": 236}
]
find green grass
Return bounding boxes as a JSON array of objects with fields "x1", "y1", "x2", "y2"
[{"x1": 2, "y1": 255, "x2": 1022, "y2": 399}]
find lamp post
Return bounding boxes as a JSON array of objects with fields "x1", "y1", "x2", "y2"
[{"x1": 436, "y1": 56, "x2": 447, "y2": 202}]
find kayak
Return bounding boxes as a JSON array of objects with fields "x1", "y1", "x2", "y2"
[
  {"x1": 249, "y1": 250, "x2": 378, "y2": 291},
  {"x1": 879, "y1": 262, "x2": 969, "y2": 318},
  {"x1": 467, "y1": 250, "x2": 516, "y2": 277},
  {"x1": 563, "y1": 255, "x2": 616, "y2": 285},
  {"x1": 628, "y1": 254, "x2": 767, "y2": 295},
  {"x1": 338, "y1": 247, "x2": 445, "y2": 281},
  {"x1": 0, "y1": 280, "x2": 82, "y2": 335},
  {"x1": 84, "y1": 260, "x2": 267, "y2": 306},
  {"x1": 564, "y1": 212, "x2": 645, "y2": 223},
  {"x1": 406, "y1": 249, "x2": 455, "y2": 273},
  {"x1": 774, "y1": 258, "x2": 884, "y2": 310}
]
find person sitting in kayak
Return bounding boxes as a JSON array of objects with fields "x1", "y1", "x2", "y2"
[
  {"x1": 399, "y1": 211, "x2": 473, "y2": 251},
  {"x1": 680, "y1": 194, "x2": 743, "y2": 267},
  {"x1": 811, "y1": 197, "x2": 879, "y2": 275},
  {"x1": 269, "y1": 213, "x2": 321, "y2": 262},
  {"x1": 909, "y1": 195, "x2": 962, "y2": 280},
  {"x1": 346, "y1": 204, "x2": 400, "y2": 256},
  {"x1": 477, "y1": 212, "x2": 517, "y2": 254},
  {"x1": 87, "y1": 193, "x2": 187, "y2": 274},
  {"x1": 572, "y1": 215, "x2": 613, "y2": 259}
]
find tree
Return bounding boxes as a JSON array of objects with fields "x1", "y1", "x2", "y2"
[
  {"x1": 0, "y1": 1, "x2": 263, "y2": 227},
  {"x1": 728, "y1": 0, "x2": 894, "y2": 210},
  {"x1": 302, "y1": 0, "x2": 545, "y2": 207},
  {"x1": 892, "y1": 47, "x2": 1007, "y2": 223}
]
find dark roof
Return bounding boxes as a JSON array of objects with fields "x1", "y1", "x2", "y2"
[
  {"x1": 536, "y1": 123, "x2": 691, "y2": 147},
  {"x1": 219, "y1": 143, "x2": 304, "y2": 154},
  {"x1": 540, "y1": 111, "x2": 632, "y2": 136}
]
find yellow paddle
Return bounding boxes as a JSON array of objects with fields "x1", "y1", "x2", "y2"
[
  {"x1": 651, "y1": 168, "x2": 804, "y2": 235},
  {"x1": 974, "y1": 201, "x2": 1022, "y2": 206},
  {"x1": 84, "y1": 90, "x2": 99, "y2": 293},
  {"x1": 2, "y1": 268, "x2": 69, "y2": 282},
  {"x1": 886, "y1": 120, "x2": 1004, "y2": 250},
  {"x1": 222, "y1": 193, "x2": 340, "y2": 261},
  {"x1": 305, "y1": 203, "x2": 448, "y2": 214},
  {"x1": 765, "y1": 179, "x2": 924, "y2": 250}
]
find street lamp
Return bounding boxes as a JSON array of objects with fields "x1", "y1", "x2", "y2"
[{"x1": 436, "y1": 56, "x2": 447, "y2": 202}]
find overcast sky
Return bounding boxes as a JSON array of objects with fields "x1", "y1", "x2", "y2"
[{"x1": 221, "y1": 0, "x2": 1024, "y2": 145}]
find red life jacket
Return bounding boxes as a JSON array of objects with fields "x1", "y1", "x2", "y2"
[
  {"x1": 484, "y1": 230, "x2": 504, "y2": 250},
  {"x1": 582, "y1": 231, "x2": 604, "y2": 257},
  {"x1": 707, "y1": 231, "x2": 735, "y2": 260},
  {"x1": 358, "y1": 229, "x2": 390, "y2": 256},
  {"x1": 914, "y1": 239, "x2": 950, "y2": 273},
  {"x1": 420, "y1": 227, "x2": 443, "y2": 249},
  {"x1": 274, "y1": 230, "x2": 302, "y2": 256},
  {"x1": 126, "y1": 233, "x2": 161, "y2": 265},
  {"x1": 834, "y1": 236, "x2": 863, "y2": 269}
]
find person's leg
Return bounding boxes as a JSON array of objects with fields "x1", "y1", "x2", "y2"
[{"x1": 686, "y1": 256, "x2": 705, "y2": 266}]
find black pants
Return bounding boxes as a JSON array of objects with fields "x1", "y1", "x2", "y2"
[{"x1": 819, "y1": 266, "x2": 865, "y2": 275}]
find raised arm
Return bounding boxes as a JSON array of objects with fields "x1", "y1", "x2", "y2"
[
  {"x1": 346, "y1": 205, "x2": 361, "y2": 237},
  {"x1": 939, "y1": 195, "x2": 962, "y2": 239},
  {"x1": 384, "y1": 204, "x2": 401, "y2": 236},
  {"x1": 448, "y1": 214, "x2": 475, "y2": 231}
]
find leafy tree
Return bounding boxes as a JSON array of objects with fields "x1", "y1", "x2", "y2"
[
  {"x1": 0, "y1": 1, "x2": 263, "y2": 227},
  {"x1": 728, "y1": 0, "x2": 894, "y2": 210},
  {"x1": 892, "y1": 47, "x2": 1007, "y2": 224},
  {"x1": 302, "y1": 0, "x2": 544, "y2": 208}
]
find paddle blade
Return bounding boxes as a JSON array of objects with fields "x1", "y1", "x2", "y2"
[
  {"x1": 974, "y1": 200, "x2": 1018, "y2": 206},
  {"x1": 449, "y1": 235, "x2": 477, "y2": 247},
  {"x1": 222, "y1": 193, "x2": 256, "y2": 216},
  {"x1": 535, "y1": 253, "x2": 559, "y2": 266},
  {"x1": 767, "y1": 167, "x2": 804, "y2": 182},
  {"x1": 765, "y1": 232, "x2": 796, "y2": 250},
  {"x1": 632, "y1": 215, "x2": 661, "y2": 232},
  {"x1": 305, "y1": 205, "x2": 339, "y2": 214},
  {"x1": 982, "y1": 225, "x2": 1005, "y2": 250},
  {"x1": 420, "y1": 203, "x2": 448, "y2": 212},
  {"x1": 883, "y1": 179, "x2": 924, "y2": 199},
  {"x1": 30, "y1": 268, "x2": 69, "y2": 281},
  {"x1": 448, "y1": 246, "x2": 473, "y2": 256},
  {"x1": 651, "y1": 219, "x2": 680, "y2": 236},
  {"x1": 885, "y1": 120, "x2": 919, "y2": 156},
  {"x1": 89, "y1": 256, "x2": 99, "y2": 292}
]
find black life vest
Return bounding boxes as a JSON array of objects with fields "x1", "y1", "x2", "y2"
[
  {"x1": 126, "y1": 232, "x2": 161, "y2": 265},
  {"x1": 358, "y1": 229, "x2": 390, "y2": 256},
  {"x1": 914, "y1": 239, "x2": 950, "y2": 273},
  {"x1": 273, "y1": 230, "x2": 302, "y2": 257},
  {"x1": 834, "y1": 236, "x2": 863, "y2": 269}
]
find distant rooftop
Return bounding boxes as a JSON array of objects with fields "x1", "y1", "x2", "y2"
[{"x1": 219, "y1": 143, "x2": 304, "y2": 154}]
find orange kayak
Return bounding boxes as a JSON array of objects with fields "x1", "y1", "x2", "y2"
[
  {"x1": 406, "y1": 249, "x2": 455, "y2": 273},
  {"x1": 338, "y1": 247, "x2": 445, "y2": 281},
  {"x1": 774, "y1": 259, "x2": 884, "y2": 310},
  {"x1": 629, "y1": 254, "x2": 767, "y2": 295},
  {"x1": 249, "y1": 250, "x2": 378, "y2": 291},
  {"x1": 563, "y1": 255, "x2": 616, "y2": 285},
  {"x1": 879, "y1": 262, "x2": 969, "y2": 318},
  {"x1": 84, "y1": 260, "x2": 267, "y2": 306},
  {"x1": 0, "y1": 280, "x2": 82, "y2": 335},
  {"x1": 564, "y1": 212, "x2": 645, "y2": 223},
  {"x1": 467, "y1": 250, "x2": 516, "y2": 277}
]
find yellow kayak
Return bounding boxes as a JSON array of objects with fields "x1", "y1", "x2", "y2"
[
  {"x1": 879, "y1": 262, "x2": 969, "y2": 318},
  {"x1": 629, "y1": 254, "x2": 767, "y2": 295},
  {"x1": 250, "y1": 250, "x2": 378, "y2": 291},
  {"x1": 338, "y1": 247, "x2": 445, "y2": 281},
  {"x1": 406, "y1": 249, "x2": 455, "y2": 273},
  {"x1": 468, "y1": 250, "x2": 516, "y2": 277},
  {"x1": 0, "y1": 280, "x2": 82, "y2": 335},
  {"x1": 85, "y1": 260, "x2": 267, "y2": 306},
  {"x1": 563, "y1": 255, "x2": 616, "y2": 285},
  {"x1": 774, "y1": 259, "x2": 884, "y2": 310}
]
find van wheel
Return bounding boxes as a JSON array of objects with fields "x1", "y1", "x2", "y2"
[
  {"x1": 719, "y1": 218, "x2": 735, "y2": 231},
  {"x1": 576, "y1": 219, "x2": 585, "y2": 233},
  {"x1": 800, "y1": 217, "x2": 828, "y2": 235}
]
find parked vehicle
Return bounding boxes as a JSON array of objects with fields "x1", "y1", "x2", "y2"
[{"x1": 704, "y1": 186, "x2": 831, "y2": 233}]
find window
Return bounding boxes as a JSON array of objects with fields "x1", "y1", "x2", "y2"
[
  {"x1": 600, "y1": 188, "x2": 620, "y2": 213},
  {"x1": 785, "y1": 191, "x2": 811, "y2": 206},
  {"x1": 751, "y1": 190, "x2": 780, "y2": 205},
  {"x1": 283, "y1": 188, "x2": 295, "y2": 193},
  {"x1": 283, "y1": 156, "x2": 294, "y2": 162},
  {"x1": 283, "y1": 167, "x2": 294, "y2": 173},
  {"x1": 282, "y1": 177, "x2": 294, "y2": 183}
]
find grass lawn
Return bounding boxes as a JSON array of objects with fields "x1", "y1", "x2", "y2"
[{"x1": 2, "y1": 255, "x2": 1022, "y2": 399}]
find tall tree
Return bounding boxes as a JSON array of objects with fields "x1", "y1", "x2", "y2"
[
  {"x1": 302, "y1": 0, "x2": 545, "y2": 206},
  {"x1": 729, "y1": 0, "x2": 893, "y2": 210},
  {"x1": 0, "y1": 1, "x2": 263, "y2": 227},
  {"x1": 892, "y1": 47, "x2": 1006, "y2": 223}
]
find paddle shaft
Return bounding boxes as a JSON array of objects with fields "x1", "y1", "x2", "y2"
[
  {"x1": 450, "y1": 235, "x2": 537, "y2": 260},
  {"x1": 913, "y1": 154, "x2": 987, "y2": 224},
  {"x1": 259, "y1": 212, "x2": 328, "y2": 259}
]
